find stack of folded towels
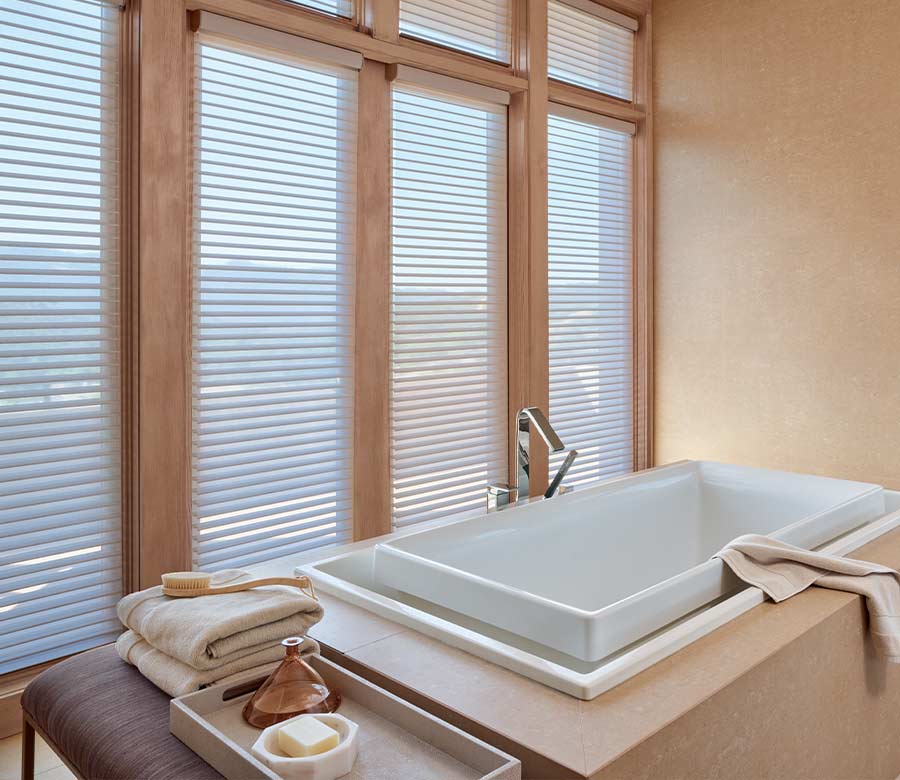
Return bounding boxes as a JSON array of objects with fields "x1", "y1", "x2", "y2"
[{"x1": 116, "y1": 570, "x2": 324, "y2": 697}]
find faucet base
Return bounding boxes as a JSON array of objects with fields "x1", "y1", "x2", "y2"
[{"x1": 486, "y1": 483, "x2": 517, "y2": 511}]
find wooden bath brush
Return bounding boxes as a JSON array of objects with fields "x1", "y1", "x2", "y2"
[{"x1": 161, "y1": 571, "x2": 317, "y2": 600}]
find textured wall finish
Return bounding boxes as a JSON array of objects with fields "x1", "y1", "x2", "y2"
[{"x1": 653, "y1": 0, "x2": 900, "y2": 488}]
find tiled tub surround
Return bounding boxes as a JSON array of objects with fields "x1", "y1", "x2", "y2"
[
  {"x1": 251, "y1": 523, "x2": 900, "y2": 779},
  {"x1": 300, "y1": 463, "x2": 897, "y2": 698}
]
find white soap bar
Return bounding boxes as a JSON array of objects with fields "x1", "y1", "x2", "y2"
[{"x1": 277, "y1": 716, "x2": 340, "y2": 758}]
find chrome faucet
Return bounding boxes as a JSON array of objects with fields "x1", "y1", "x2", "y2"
[{"x1": 487, "y1": 407, "x2": 578, "y2": 510}]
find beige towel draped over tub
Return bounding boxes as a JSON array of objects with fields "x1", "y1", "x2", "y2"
[
  {"x1": 115, "y1": 570, "x2": 324, "y2": 696},
  {"x1": 716, "y1": 534, "x2": 900, "y2": 662}
]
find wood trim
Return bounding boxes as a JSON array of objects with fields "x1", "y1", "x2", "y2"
[
  {"x1": 524, "y1": 0, "x2": 550, "y2": 497},
  {"x1": 548, "y1": 79, "x2": 646, "y2": 123},
  {"x1": 557, "y1": 0, "x2": 639, "y2": 31},
  {"x1": 86, "y1": 0, "x2": 655, "y2": 596},
  {"x1": 506, "y1": 0, "x2": 528, "y2": 489},
  {"x1": 120, "y1": 0, "x2": 140, "y2": 594},
  {"x1": 510, "y1": 0, "x2": 527, "y2": 77},
  {"x1": 183, "y1": 0, "x2": 528, "y2": 92},
  {"x1": 549, "y1": 100, "x2": 636, "y2": 135},
  {"x1": 507, "y1": 90, "x2": 529, "y2": 487},
  {"x1": 135, "y1": 0, "x2": 193, "y2": 586},
  {"x1": 192, "y1": 10, "x2": 365, "y2": 67},
  {"x1": 0, "y1": 11, "x2": 144, "y2": 723},
  {"x1": 389, "y1": 63, "x2": 511, "y2": 105},
  {"x1": 632, "y1": 9, "x2": 654, "y2": 470},
  {"x1": 0, "y1": 2, "x2": 140, "y2": 710},
  {"x1": 583, "y1": 0, "x2": 650, "y2": 18},
  {"x1": 362, "y1": 0, "x2": 399, "y2": 42},
  {"x1": 0, "y1": 658, "x2": 71, "y2": 740},
  {"x1": 0, "y1": 690, "x2": 22, "y2": 740},
  {"x1": 397, "y1": 33, "x2": 516, "y2": 71},
  {"x1": 352, "y1": 60, "x2": 393, "y2": 540}
]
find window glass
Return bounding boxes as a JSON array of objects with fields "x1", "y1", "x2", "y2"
[
  {"x1": 548, "y1": 108, "x2": 634, "y2": 487},
  {"x1": 191, "y1": 38, "x2": 357, "y2": 568},
  {"x1": 390, "y1": 85, "x2": 508, "y2": 527},
  {"x1": 400, "y1": 0, "x2": 512, "y2": 63},
  {"x1": 286, "y1": 0, "x2": 352, "y2": 19},
  {"x1": 0, "y1": 0, "x2": 122, "y2": 673},
  {"x1": 548, "y1": 0, "x2": 635, "y2": 100}
]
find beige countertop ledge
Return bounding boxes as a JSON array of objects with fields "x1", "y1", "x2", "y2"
[{"x1": 250, "y1": 527, "x2": 900, "y2": 779}]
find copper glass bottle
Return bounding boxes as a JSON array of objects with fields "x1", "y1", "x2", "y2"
[{"x1": 242, "y1": 637, "x2": 340, "y2": 728}]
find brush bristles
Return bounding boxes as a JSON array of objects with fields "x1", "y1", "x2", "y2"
[{"x1": 161, "y1": 571, "x2": 212, "y2": 590}]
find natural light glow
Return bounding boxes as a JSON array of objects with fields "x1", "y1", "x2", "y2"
[
  {"x1": 0, "y1": 0, "x2": 122, "y2": 675},
  {"x1": 548, "y1": 110, "x2": 634, "y2": 487},
  {"x1": 400, "y1": 0, "x2": 512, "y2": 63},
  {"x1": 285, "y1": 0, "x2": 352, "y2": 18},
  {"x1": 390, "y1": 85, "x2": 508, "y2": 528},
  {"x1": 548, "y1": 0, "x2": 635, "y2": 100},
  {"x1": 191, "y1": 37, "x2": 357, "y2": 569}
]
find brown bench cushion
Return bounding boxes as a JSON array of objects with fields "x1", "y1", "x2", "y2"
[{"x1": 22, "y1": 645, "x2": 223, "y2": 780}]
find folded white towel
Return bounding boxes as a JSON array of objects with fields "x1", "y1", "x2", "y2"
[
  {"x1": 116, "y1": 570, "x2": 324, "y2": 670},
  {"x1": 116, "y1": 629, "x2": 319, "y2": 697},
  {"x1": 716, "y1": 534, "x2": 900, "y2": 662}
]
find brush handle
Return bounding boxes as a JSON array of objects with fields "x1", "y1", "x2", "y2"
[{"x1": 162, "y1": 575, "x2": 317, "y2": 600}]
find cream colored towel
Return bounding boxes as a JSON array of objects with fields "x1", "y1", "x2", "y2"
[
  {"x1": 116, "y1": 570, "x2": 324, "y2": 670},
  {"x1": 116, "y1": 630, "x2": 319, "y2": 697},
  {"x1": 716, "y1": 534, "x2": 900, "y2": 662}
]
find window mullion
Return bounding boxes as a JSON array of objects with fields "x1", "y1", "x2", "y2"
[{"x1": 352, "y1": 59, "x2": 393, "y2": 540}]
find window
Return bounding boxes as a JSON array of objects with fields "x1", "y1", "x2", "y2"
[
  {"x1": 390, "y1": 76, "x2": 508, "y2": 528},
  {"x1": 399, "y1": 0, "x2": 512, "y2": 63},
  {"x1": 0, "y1": 0, "x2": 122, "y2": 673},
  {"x1": 548, "y1": 0, "x2": 636, "y2": 100},
  {"x1": 286, "y1": 0, "x2": 352, "y2": 18},
  {"x1": 191, "y1": 28, "x2": 359, "y2": 569},
  {"x1": 547, "y1": 106, "x2": 634, "y2": 488}
]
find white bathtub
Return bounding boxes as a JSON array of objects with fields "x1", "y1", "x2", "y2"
[
  {"x1": 372, "y1": 461, "x2": 885, "y2": 661},
  {"x1": 300, "y1": 462, "x2": 899, "y2": 698}
]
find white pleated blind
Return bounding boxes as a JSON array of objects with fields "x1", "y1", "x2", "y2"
[
  {"x1": 0, "y1": 0, "x2": 122, "y2": 673},
  {"x1": 548, "y1": 107, "x2": 633, "y2": 489},
  {"x1": 287, "y1": 0, "x2": 352, "y2": 18},
  {"x1": 391, "y1": 83, "x2": 507, "y2": 528},
  {"x1": 192, "y1": 34, "x2": 357, "y2": 569},
  {"x1": 548, "y1": 0, "x2": 636, "y2": 100},
  {"x1": 399, "y1": 0, "x2": 512, "y2": 63}
]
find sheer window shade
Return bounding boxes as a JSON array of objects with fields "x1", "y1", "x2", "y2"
[
  {"x1": 0, "y1": 0, "x2": 122, "y2": 673},
  {"x1": 548, "y1": 0, "x2": 636, "y2": 100},
  {"x1": 286, "y1": 0, "x2": 352, "y2": 18},
  {"x1": 390, "y1": 83, "x2": 508, "y2": 528},
  {"x1": 548, "y1": 107, "x2": 634, "y2": 489},
  {"x1": 399, "y1": 0, "x2": 512, "y2": 63},
  {"x1": 192, "y1": 34, "x2": 357, "y2": 569}
]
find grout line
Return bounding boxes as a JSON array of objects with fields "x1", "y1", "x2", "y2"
[
  {"x1": 577, "y1": 698, "x2": 588, "y2": 778},
  {"x1": 340, "y1": 627, "x2": 408, "y2": 654}
]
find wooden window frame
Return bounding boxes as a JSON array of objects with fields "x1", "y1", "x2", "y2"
[
  {"x1": 170, "y1": 0, "x2": 653, "y2": 520},
  {"x1": 0, "y1": 0, "x2": 653, "y2": 730},
  {"x1": 0, "y1": 0, "x2": 144, "y2": 734}
]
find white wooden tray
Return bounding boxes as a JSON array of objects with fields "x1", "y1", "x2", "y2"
[{"x1": 170, "y1": 655, "x2": 520, "y2": 780}]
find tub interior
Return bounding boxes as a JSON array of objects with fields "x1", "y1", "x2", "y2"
[
  {"x1": 312, "y1": 547, "x2": 640, "y2": 673},
  {"x1": 376, "y1": 461, "x2": 883, "y2": 612}
]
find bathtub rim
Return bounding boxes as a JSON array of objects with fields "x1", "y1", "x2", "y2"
[
  {"x1": 369, "y1": 461, "x2": 884, "y2": 661},
  {"x1": 298, "y1": 492, "x2": 900, "y2": 700}
]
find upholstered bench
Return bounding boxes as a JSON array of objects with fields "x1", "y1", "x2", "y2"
[{"x1": 21, "y1": 645, "x2": 222, "y2": 780}]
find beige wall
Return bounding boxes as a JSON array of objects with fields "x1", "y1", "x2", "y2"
[{"x1": 653, "y1": 0, "x2": 900, "y2": 488}]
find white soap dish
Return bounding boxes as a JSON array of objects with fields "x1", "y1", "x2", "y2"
[{"x1": 251, "y1": 713, "x2": 358, "y2": 780}]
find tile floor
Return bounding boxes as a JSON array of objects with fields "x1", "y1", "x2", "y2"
[{"x1": 0, "y1": 733, "x2": 75, "y2": 780}]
